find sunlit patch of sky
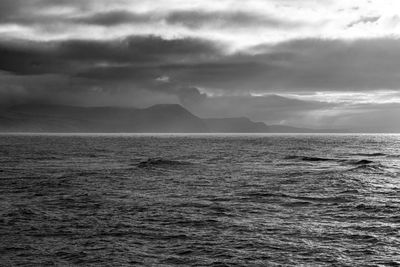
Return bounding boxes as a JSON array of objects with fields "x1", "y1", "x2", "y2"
[{"x1": 277, "y1": 91, "x2": 400, "y2": 104}]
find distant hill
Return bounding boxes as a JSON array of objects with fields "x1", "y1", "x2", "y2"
[
  {"x1": 203, "y1": 118, "x2": 340, "y2": 133},
  {"x1": 0, "y1": 104, "x2": 207, "y2": 133},
  {"x1": 0, "y1": 104, "x2": 342, "y2": 133}
]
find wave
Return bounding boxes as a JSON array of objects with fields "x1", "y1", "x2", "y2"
[
  {"x1": 284, "y1": 155, "x2": 334, "y2": 162},
  {"x1": 349, "y1": 162, "x2": 388, "y2": 173},
  {"x1": 354, "y1": 203, "x2": 400, "y2": 213},
  {"x1": 349, "y1": 159, "x2": 374, "y2": 165},
  {"x1": 352, "y1": 152, "x2": 387, "y2": 157},
  {"x1": 23, "y1": 156, "x2": 61, "y2": 160},
  {"x1": 285, "y1": 155, "x2": 380, "y2": 167},
  {"x1": 283, "y1": 154, "x2": 398, "y2": 175},
  {"x1": 291, "y1": 195, "x2": 352, "y2": 203},
  {"x1": 137, "y1": 157, "x2": 193, "y2": 168},
  {"x1": 282, "y1": 201, "x2": 313, "y2": 207},
  {"x1": 243, "y1": 191, "x2": 352, "y2": 204}
]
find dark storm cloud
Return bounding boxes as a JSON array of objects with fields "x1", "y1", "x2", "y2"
[
  {"x1": 77, "y1": 9, "x2": 288, "y2": 29},
  {"x1": 0, "y1": 32, "x2": 224, "y2": 108},
  {"x1": 76, "y1": 11, "x2": 154, "y2": 26},
  {"x1": 0, "y1": 0, "x2": 25, "y2": 18},
  {"x1": 2, "y1": 35, "x2": 400, "y2": 94},
  {"x1": 0, "y1": 71, "x2": 181, "y2": 108},
  {"x1": 165, "y1": 10, "x2": 298, "y2": 29},
  {"x1": 256, "y1": 38, "x2": 400, "y2": 90},
  {"x1": 0, "y1": 35, "x2": 222, "y2": 108},
  {"x1": 0, "y1": 0, "x2": 92, "y2": 23},
  {"x1": 0, "y1": 72, "x2": 95, "y2": 106},
  {"x1": 56, "y1": 36, "x2": 222, "y2": 65},
  {"x1": 3, "y1": 35, "x2": 400, "y2": 100},
  {"x1": 162, "y1": 38, "x2": 400, "y2": 92},
  {"x1": 0, "y1": 36, "x2": 222, "y2": 75},
  {"x1": 176, "y1": 87, "x2": 208, "y2": 106}
]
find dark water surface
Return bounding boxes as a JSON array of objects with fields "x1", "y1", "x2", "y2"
[{"x1": 1, "y1": 134, "x2": 399, "y2": 266}]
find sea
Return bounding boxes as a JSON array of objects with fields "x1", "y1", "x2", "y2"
[{"x1": 0, "y1": 134, "x2": 399, "y2": 266}]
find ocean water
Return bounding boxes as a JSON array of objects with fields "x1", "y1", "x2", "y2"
[{"x1": 0, "y1": 134, "x2": 399, "y2": 266}]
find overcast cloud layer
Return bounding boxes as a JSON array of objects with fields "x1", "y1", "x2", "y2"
[{"x1": 1, "y1": 0, "x2": 400, "y2": 131}]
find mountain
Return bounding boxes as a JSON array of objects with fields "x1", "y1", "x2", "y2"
[
  {"x1": 0, "y1": 104, "x2": 342, "y2": 133},
  {"x1": 203, "y1": 117, "x2": 340, "y2": 133},
  {"x1": 0, "y1": 104, "x2": 208, "y2": 133}
]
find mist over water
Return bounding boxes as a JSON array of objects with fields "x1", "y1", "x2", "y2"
[{"x1": 1, "y1": 134, "x2": 400, "y2": 266}]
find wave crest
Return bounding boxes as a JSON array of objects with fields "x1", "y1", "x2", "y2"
[
  {"x1": 284, "y1": 155, "x2": 333, "y2": 162},
  {"x1": 137, "y1": 157, "x2": 192, "y2": 168}
]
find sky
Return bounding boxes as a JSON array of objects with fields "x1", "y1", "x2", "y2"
[{"x1": 1, "y1": 0, "x2": 400, "y2": 131}]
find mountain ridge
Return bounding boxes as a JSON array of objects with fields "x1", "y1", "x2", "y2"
[{"x1": 0, "y1": 104, "x2": 343, "y2": 133}]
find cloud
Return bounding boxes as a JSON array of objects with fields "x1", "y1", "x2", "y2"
[
  {"x1": 258, "y1": 38, "x2": 400, "y2": 90},
  {"x1": 1, "y1": 0, "x2": 400, "y2": 46},
  {"x1": 0, "y1": 35, "x2": 223, "y2": 110},
  {"x1": 75, "y1": 11, "x2": 155, "y2": 26},
  {"x1": 176, "y1": 87, "x2": 208, "y2": 106},
  {"x1": 0, "y1": 0, "x2": 91, "y2": 23},
  {"x1": 0, "y1": 71, "x2": 180, "y2": 108},
  {"x1": 347, "y1": 15, "x2": 381, "y2": 27},
  {"x1": 73, "y1": 9, "x2": 300, "y2": 31},
  {"x1": 165, "y1": 10, "x2": 299, "y2": 29},
  {"x1": 161, "y1": 38, "x2": 400, "y2": 92},
  {"x1": 2, "y1": 35, "x2": 400, "y2": 93},
  {"x1": 0, "y1": 35, "x2": 223, "y2": 75},
  {"x1": 2, "y1": 36, "x2": 400, "y2": 102}
]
